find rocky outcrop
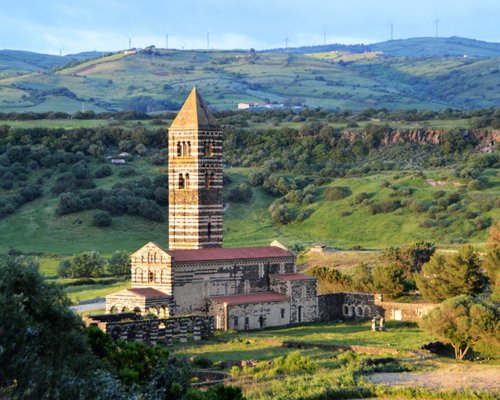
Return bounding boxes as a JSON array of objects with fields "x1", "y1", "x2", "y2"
[{"x1": 340, "y1": 128, "x2": 500, "y2": 152}]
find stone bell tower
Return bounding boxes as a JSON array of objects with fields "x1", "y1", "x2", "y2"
[{"x1": 167, "y1": 87, "x2": 223, "y2": 249}]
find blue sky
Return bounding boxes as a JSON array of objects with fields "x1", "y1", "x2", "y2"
[{"x1": 1, "y1": 0, "x2": 499, "y2": 55}]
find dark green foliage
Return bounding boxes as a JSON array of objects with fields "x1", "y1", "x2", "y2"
[
  {"x1": 309, "y1": 266, "x2": 353, "y2": 291},
  {"x1": 382, "y1": 241, "x2": 436, "y2": 274},
  {"x1": 94, "y1": 165, "x2": 113, "y2": 178},
  {"x1": 0, "y1": 256, "x2": 99, "y2": 399},
  {"x1": 416, "y1": 247, "x2": 486, "y2": 302},
  {"x1": 350, "y1": 263, "x2": 374, "y2": 292},
  {"x1": 93, "y1": 211, "x2": 112, "y2": 227},
  {"x1": 270, "y1": 204, "x2": 294, "y2": 225},
  {"x1": 226, "y1": 184, "x2": 253, "y2": 203},
  {"x1": 420, "y1": 295, "x2": 500, "y2": 359},
  {"x1": 367, "y1": 199, "x2": 401, "y2": 215},
  {"x1": 58, "y1": 251, "x2": 105, "y2": 278},
  {"x1": 373, "y1": 263, "x2": 406, "y2": 298},
  {"x1": 325, "y1": 186, "x2": 351, "y2": 201},
  {"x1": 107, "y1": 250, "x2": 131, "y2": 276}
]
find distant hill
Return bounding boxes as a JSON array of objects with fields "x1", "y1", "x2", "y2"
[
  {"x1": 271, "y1": 37, "x2": 500, "y2": 58},
  {"x1": 0, "y1": 37, "x2": 499, "y2": 113}
]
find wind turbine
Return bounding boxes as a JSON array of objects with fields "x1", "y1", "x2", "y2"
[
  {"x1": 284, "y1": 34, "x2": 289, "y2": 50},
  {"x1": 206, "y1": 31, "x2": 214, "y2": 50}
]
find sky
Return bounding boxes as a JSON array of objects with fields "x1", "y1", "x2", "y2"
[{"x1": 1, "y1": 0, "x2": 499, "y2": 55}]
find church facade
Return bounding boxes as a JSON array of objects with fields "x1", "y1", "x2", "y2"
[{"x1": 106, "y1": 88, "x2": 319, "y2": 330}]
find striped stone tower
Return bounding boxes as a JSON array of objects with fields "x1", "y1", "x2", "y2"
[{"x1": 168, "y1": 87, "x2": 223, "y2": 249}]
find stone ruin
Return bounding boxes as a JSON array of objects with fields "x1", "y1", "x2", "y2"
[{"x1": 83, "y1": 313, "x2": 214, "y2": 345}]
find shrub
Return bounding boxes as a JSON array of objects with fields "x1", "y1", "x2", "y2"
[
  {"x1": 373, "y1": 263, "x2": 405, "y2": 298},
  {"x1": 368, "y1": 200, "x2": 401, "y2": 215},
  {"x1": 92, "y1": 211, "x2": 112, "y2": 227},
  {"x1": 94, "y1": 165, "x2": 113, "y2": 178},
  {"x1": 226, "y1": 184, "x2": 252, "y2": 203},
  {"x1": 353, "y1": 192, "x2": 369, "y2": 204},
  {"x1": 325, "y1": 186, "x2": 351, "y2": 201}
]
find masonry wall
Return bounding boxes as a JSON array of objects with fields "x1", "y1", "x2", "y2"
[
  {"x1": 226, "y1": 301, "x2": 291, "y2": 330},
  {"x1": 172, "y1": 256, "x2": 296, "y2": 314},
  {"x1": 375, "y1": 299, "x2": 436, "y2": 321},
  {"x1": 270, "y1": 276, "x2": 318, "y2": 323}
]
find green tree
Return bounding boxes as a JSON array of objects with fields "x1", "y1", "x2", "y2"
[
  {"x1": 57, "y1": 257, "x2": 73, "y2": 277},
  {"x1": 62, "y1": 251, "x2": 105, "y2": 278},
  {"x1": 0, "y1": 256, "x2": 98, "y2": 398},
  {"x1": 351, "y1": 263, "x2": 373, "y2": 292},
  {"x1": 416, "y1": 246, "x2": 485, "y2": 302},
  {"x1": 383, "y1": 241, "x2": 436, "y2": 274},
  {"x1": 420, "y1": 295, "x2": 499, "y2": 360},
  {"x1": 373, "y1": 263, "x2": 405, "y2": 298},
  {"x1": 108, "y1": 250, "x2": 131, "y2": 276}
]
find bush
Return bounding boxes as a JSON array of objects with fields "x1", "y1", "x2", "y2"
[
  {"x1": 368, "y1": 200, "x2": 401, "y2": 215},
  {"x1": 271, "y1": 204, "x2": 293, "y2": 225},
  {"x1": 226, "y1": 184, "x2": 252, "y2": 203},
  {"x1": 94, "y1": 165, "x2": 113, "y2": 178},
  {"x1": 325, "y1": 186, "x2": 351, "y2": 201},
  {"x1": 92, "y1": 211, "x2": 112, "y2": 227},
  {"x1": 353, "y1": 192, "x2": 369, "y2": 204},
  {"x1": 373, "y1": 263, "x2": 405, "y2": 298}
]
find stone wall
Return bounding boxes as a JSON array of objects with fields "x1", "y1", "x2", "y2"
[
  {"x1": 225, "y1": 301, "x2": 290, "y2": 330},
  {"x1": 270, "y1": 275, "x2": 318, "y2": 323},
  {"x1": 84, "y1": 313, "x2": 214, "y2": 345},
  {"x1": 172, "y1": 256, "x2": 296, "y2": 314},
  {"x1": 318, "y1": 292, "x2": 437, "y2": 322},
  {"x1": 374, "y1": 298, "x2": 436, "y2": 321}
]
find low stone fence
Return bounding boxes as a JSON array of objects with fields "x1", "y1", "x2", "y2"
[{"x1": 83, "y1": 313, "x2": 214, "y2": 345}]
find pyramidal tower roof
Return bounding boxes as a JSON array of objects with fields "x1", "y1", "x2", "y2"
[{"x1": 169, "y1": 87, "x2": 219, "y2": 130}]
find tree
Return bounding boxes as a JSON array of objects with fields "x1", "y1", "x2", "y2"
[
  {"x1": 420, "y1": 295, "x2": 499, "y2": 360},
  {"x1": 416, "y1": 247, "x2": 486, "y2": 302},
  {"x1": 0, "y1": 256, "x2": 98, "y2": 398},
  {"x1": 484, "y1": 221, "x2": 500, "y2": 301},
  {"x1": 373, "y1": 263, "x2": 405, "y2": 298},
  {"x1": 93, "y1": 211, "x2": 112, "y2": 227},
  {"x1": 59, "y1": 251, "x2": 106, "y2": 278},
  {"x1": 108, "y1": 250, "x2": 131, "y2": 276},
  {"x1": 351, "y1": 263, "x2": 373, "y2": 292},
  {"x1": 383, "y1": 241, "x2": 436, "y2": 274},
  {"x1": 57, "y1": 257, "x2": 73, "y2": 277}
]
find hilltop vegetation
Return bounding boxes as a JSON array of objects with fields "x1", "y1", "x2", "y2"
[
  {"x1": 0, "y1": 37, "x2": 499, "y2": 113},
  {"x1": 0, "y1": 107, "x2": 498, "y2": 256}
]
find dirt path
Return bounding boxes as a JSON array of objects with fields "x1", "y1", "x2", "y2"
[{"x1": 367, "y1": 363, "x2": 500, "y2": 393}]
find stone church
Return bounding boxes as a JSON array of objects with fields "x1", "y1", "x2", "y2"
[{"x1": 106, "y1": 88, "x2": 319, "y2": 330}]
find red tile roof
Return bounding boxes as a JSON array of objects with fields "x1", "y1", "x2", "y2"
[
  {"x1": 168, "y1": 246, "x2": 293, "y2": 262},
  {"x1": 210, "y1": 291, "x2": 289, "y2": 305},
  {"x1": 271, "y1": 273, "x2": 317, "y2": 281},
  {"x1": 127, "y1": 288, "x2": 170, "y2": 299}
]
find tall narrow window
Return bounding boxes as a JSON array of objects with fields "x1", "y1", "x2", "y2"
[
  {"x1": 204, "y1": 172, "x2": 209, "y2": 188},
  {"x1": 207, "y1": 222, "x2": 212, "y2": 239},
  {"x1": 187, "y1": 141, "x2": 191, "y2": 156},
  {"x1": 148, "y1": 271, "x2": 154, "y2": 283},
  {"x1": 177, "y1": 142, "x2": 182, "y2": 156},
  {"x1": 182, "y1": 141, "x2": 187, "y2": 156},
  {"x1": 179, "y1": 174, "x2": 185, "y2": 189},
  {"x1": 185, "y1": 173, "x2": 190, "y2": 188},
  {"x1": 208, "y1": 172, "x2": 215, "y2": 188}
]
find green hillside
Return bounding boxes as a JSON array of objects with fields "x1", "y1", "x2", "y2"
[{"x1": 0, "y1": 37, "x2": 499, "y2": 113}]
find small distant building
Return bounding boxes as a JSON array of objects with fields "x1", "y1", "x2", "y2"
[
  {"x1": 110, "y1": 159, "x2": 126, "y2": 165},
  {"x1": 238, "y1": 102, "x2": 284, "y2": 110}
]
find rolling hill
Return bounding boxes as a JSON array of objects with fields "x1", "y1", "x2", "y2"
[{"x1": 0, "y1": 37, "x2": 499, "y2": 113}]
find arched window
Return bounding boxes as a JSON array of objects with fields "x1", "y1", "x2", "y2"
[
  {"x1": 343, "y1": 305, "x2": 349, "y2": 315},
  {"x1": 179, "y1": 173, "x2": 185, "y2": 189},
  {"x1": 185, "y1": 173, "x2": 190, "y2": 188},
  {"x1": 208, "y1": 140, "x2": 214, "y2": 156},
  {"x1": 208, "y1": 172, "x2": 215, "y2": 188},
  {"x1": 177, "y1": 142, "x2": 182, "y2": 156},
  {"x1": 182, "y1": 141, "x2": 187, "y2": 156},
  {"x1": 187, "y1": 141, "x2": 191, "y2": 156},
  {"x1": 357, "y1": 307, "x2": 364, "y2": 317},
  {"x1": 148, "y1": 271, "x2": 154, "y2": 283},
  {"x1": 207, "y1": 222, "x2": 212, "y2": 239}
]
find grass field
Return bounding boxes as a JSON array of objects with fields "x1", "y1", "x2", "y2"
[{"x1": 171, "y1": 320, "x2": 431, "y2": 362}]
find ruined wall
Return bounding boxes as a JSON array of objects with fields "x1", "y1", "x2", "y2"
[
  {"x1": 375, "y1": 298, "x2": 436, "y2": 321},
  {"x1": 318, "y1": 292, "x2": 437, "y2": 322},
  {"x1": 172, "y1": 256, "x2": 296, "y2": 314}
]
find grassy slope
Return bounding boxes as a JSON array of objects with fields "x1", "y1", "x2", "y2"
[
  {"x1": 2, "y1": 165, "x2": 498, "y2": 257},
  {"x1": 0, "y1": 44, "x2": 498, "y2": 112}
]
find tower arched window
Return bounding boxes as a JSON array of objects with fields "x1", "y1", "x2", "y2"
[
  {"x1": 177, "y1": 142, "x2": 182, "y2": 156},
  {"x1": 208, "y1": 172, "x2": 215, "y2": 188},
  {"x1": 148, "y1": 271, "x2": 154, "y2": 283},
  {"x1": 182, "y1": 141, "x2": 187, "y2": 156},
  {"x1": 185, "y1": 173, "x2": 190, "y2": 188},
  {"x1": 208, "y1": 140, "x2": 214, "y2": 156},
  {"x1": 207, "y1": 222, "x2": 212, "y2": 239},
  {"x1": 187, "y1": 141, "x2": 191, "y2": 156},
  {"x1": 179, "y1": 173, "x2": 185, "y2": 189}
]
